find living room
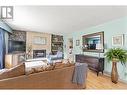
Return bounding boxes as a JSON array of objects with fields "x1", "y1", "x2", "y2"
[{"x1": 0, "y1": 5, "x2": 127, "y2": 91}]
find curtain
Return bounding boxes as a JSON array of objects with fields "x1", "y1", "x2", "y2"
[{"x1": 0, "y1": 28, "x2": 6, "y2": 69}]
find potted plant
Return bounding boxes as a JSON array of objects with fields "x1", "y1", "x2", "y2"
[{"x1": 104, "y1": 48, "x2": 127, "y2": 83}]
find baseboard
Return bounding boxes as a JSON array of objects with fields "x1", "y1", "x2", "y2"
[{"x1": 103, "y1": 71, "x2": 127, "y2": 84}]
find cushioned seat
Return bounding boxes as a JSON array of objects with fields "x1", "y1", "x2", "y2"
[{"x1": 47, "y1": 51, "x2": 63, "y2": 63}]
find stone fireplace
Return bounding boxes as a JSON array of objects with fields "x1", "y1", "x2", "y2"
[{"x1": 33, "y1": 50, "x2": 46, "y2": 58}]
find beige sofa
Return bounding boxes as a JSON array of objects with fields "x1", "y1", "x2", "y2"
[{"x1": 0, "y1": 66, "x2": 87, "y2": 89}]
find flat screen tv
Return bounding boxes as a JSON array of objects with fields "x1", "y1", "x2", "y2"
[{"x1": 8, "y1": 40, "x2": 26, "y2": 53}]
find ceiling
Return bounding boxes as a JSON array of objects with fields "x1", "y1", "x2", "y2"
[{"x1": 4, "y1": 6, "x2": 127, "y2": 35}]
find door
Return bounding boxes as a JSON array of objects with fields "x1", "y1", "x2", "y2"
[{"x1": 67, "y1": 38, "x2": 74, "y2": 62}]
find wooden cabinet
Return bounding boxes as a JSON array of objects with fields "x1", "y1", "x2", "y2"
[
  {"x1": 5, "y1": 53, "x2": 26, "y2": 69},
  {"x1": 75, "y1": 54, "x2": 104, "y2": 76}
]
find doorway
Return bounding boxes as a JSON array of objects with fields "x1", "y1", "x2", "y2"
[{"x1": 67, "y1": 38, "x2": 74, "y2": 63}]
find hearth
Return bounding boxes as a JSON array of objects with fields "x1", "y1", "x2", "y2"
[{"x1": 33, "y1": 50, "x2": 46, "y2": 58}]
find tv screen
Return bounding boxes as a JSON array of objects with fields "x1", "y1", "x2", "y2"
[{"x1": 8, "y1": 40, "x2": 26, "y2": 53}]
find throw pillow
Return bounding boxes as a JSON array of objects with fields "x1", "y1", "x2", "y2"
[
  {"x1": 44, "y1": 65, "x2": 55, "y2": 71},
  {"x1": 25, "y1": 68, "x2": 35, "y2": 75},
  {"x1": 33, "y1": 67, "x2": 44, "y2": 73}
]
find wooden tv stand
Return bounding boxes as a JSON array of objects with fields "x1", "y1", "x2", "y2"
[{"x1": 75, "y1": 54, "x2": 104, "y2": 76}]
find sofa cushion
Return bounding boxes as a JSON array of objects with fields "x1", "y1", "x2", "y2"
[
  {"x1": 0, "y1": 63, "x2": 25, "y2": 80},
  {"x1": 25, "y1": 68, "x2": 35, "y2": 75},
  {"x1": 25, "y1": 62, "x2": 73, "y2": 75},
  {"x1": 44, "y1": 65, "x2": 55, "y2": 71},
  {"x1": 25, "y1": 64, "x2": 55, "y2": 75},
  {"x1": 25, "y1": 61, "x2": 47, "y2": 69},
  {"x1": 34, "y1": 66, "x2": 44, "y2": 73}
]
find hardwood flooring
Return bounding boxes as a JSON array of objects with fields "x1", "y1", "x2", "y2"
[{"x1": 86, "y1": 70, "x2": 127, "y2": 89}]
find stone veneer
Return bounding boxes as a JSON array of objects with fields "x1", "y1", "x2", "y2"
[{"x1": 9, "y1": 30, "x2": 26, "y2": 42}]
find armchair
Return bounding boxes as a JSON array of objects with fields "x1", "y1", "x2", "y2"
[{"x1": 47, "y1": 51, "x2": 63, "y2": 64}]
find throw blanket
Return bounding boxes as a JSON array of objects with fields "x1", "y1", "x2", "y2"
[{"x1": 72, "y1": 63, "x2": 88, "y2": 85}]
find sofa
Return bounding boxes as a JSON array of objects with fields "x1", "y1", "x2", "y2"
[
  {"x1": 0, "y1": 64, "x2": 87, "y2": 89},
  {"x1": 47, "y1": 51, "x2": 63, "y2": 63}
]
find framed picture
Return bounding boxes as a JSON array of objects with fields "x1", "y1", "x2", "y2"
[
  {"x1": 112, "y1": 34, "x2": 124, "y2": 46},
  {"x1": 33, "y1": 36, "x2": 46, "y2": 45},
  {"x1": 76, "y1": 40, "x2": 80, "y2": 46}
]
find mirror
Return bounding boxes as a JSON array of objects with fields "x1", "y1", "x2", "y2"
[{"x1": 82, "y1": 32, "x2": 104, "y2": 53}]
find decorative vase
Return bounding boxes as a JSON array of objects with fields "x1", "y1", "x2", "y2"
[{"x1": 111, "y1": 61, "x2": 118, "y2": 84}]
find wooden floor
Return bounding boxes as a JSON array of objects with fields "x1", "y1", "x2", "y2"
[{"x1": 86, "y1": 70, "x2": 127, "y2": 89}]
